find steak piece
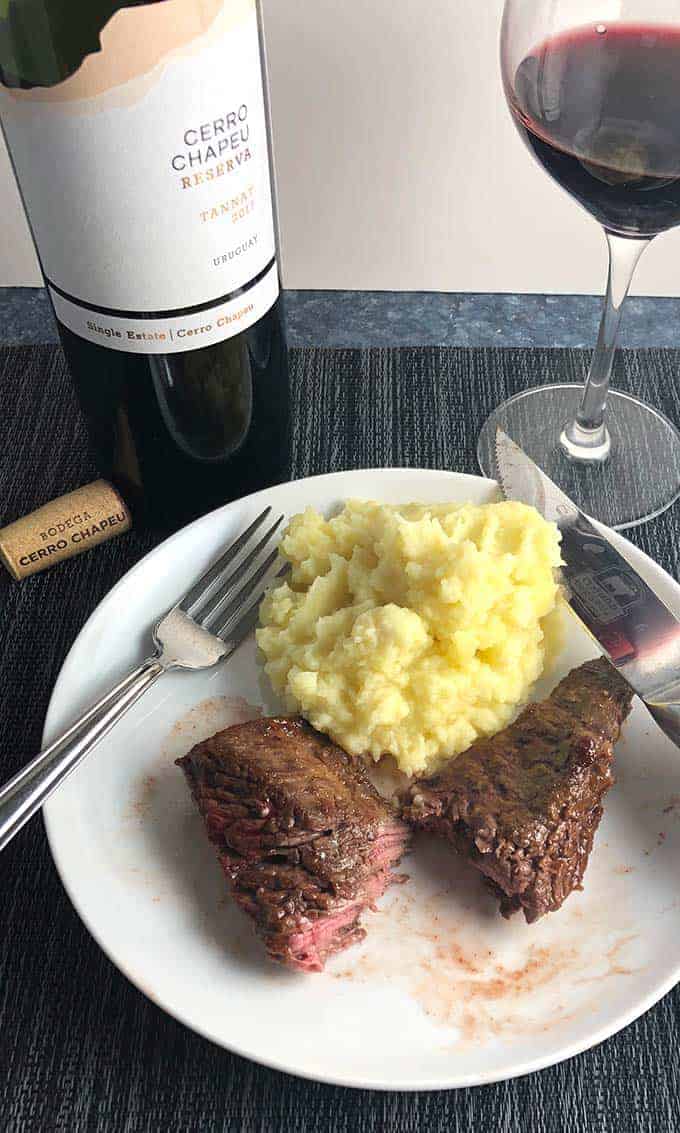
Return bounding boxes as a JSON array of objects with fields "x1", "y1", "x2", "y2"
[
  {"x1": 402, "y1": 659, "x2": 633, "y2": 923},
  {"x1": 177, "y1": 717, "x2": 410, "y2": 972}
]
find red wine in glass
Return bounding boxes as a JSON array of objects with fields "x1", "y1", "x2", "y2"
[
  {"x1": 507, "y1": 24, "x2": 680, "y2": 236},
  {"x1": 478, "y1": 7, "x2": 680, "y2": 529}
]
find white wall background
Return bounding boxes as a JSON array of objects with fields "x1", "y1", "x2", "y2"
[{"x1": 3, "y1": 0, "x2": 680, "y2": 295}]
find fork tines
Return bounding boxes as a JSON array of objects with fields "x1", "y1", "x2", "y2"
[{"x1": 181, "y1": 508, "x2": 287, "y2": 641}]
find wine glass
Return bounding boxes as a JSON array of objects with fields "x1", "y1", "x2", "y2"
[{"x1": 477, "y1": 1, "x2": 680, "y2": 529}]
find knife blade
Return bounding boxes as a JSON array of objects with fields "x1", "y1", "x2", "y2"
[{"x1": 494, "y1": 428, "x2": 680, "y2": 709}]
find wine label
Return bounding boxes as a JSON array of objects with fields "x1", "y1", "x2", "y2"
[
  {"x1": 0, "y1": 481, "x2": 132, "y2": 580},
  {"x1": 0, "y1": 0, "x2": 279, "y2": 354}
]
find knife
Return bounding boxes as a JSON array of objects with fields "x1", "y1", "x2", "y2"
[{"x1": 495, "y1": 428, "x2": 680, "y2": 749}]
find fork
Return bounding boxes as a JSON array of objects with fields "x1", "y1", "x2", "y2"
[{"x1": 0, "y1": 507, "x2": 286, "y2": 852}]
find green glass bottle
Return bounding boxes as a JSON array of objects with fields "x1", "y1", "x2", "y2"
[{"x1": 0, "y1": 0, "x2": 289, "y2": 529}]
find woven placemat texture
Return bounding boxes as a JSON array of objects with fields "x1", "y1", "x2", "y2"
[{"x1": 1, "y1": 345, "x2": 680, "y2": 1132}]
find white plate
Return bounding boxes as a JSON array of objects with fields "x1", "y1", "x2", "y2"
[{"x1": 43, "y1": 469, "x2": 680, "y2": 1091}]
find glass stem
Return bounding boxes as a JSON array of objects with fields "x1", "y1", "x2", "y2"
[{"x1": 560, "y1": 230, "x2": 651, "y2": 463}]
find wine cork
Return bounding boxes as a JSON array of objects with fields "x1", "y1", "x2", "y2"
[{"x1": 0, "y1": 480, "x2": 132, "y2": 581}]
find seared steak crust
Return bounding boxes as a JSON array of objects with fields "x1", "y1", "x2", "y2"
[
  {"x1": 402, "y1": 659, "x2": 633, "y2": 923},
  {"x1": 177, "y1": 717, "x2": 409, "y2": 971}
]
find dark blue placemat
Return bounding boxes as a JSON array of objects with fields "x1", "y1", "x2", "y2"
[{"x1": 1, "y1": 345, "x2": 679, "y2": 1132}]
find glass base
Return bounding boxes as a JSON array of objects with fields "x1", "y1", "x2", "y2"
[{"x1": 477, "y1": 384, "x2": 680, "y2": 530}]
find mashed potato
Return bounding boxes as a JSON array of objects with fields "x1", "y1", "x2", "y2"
[{"x1": 257, "y1": 500, "x2": 562, "y2": 778}]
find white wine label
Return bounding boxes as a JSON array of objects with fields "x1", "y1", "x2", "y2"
[
  {"x1": 50, "y1": 260, "x2": 279, "y2": 354},
  {"x1": 0, "y1": 0, "x2": 278, "y2": 353}
]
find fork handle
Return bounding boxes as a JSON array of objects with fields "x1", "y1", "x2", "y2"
[{"x1": 0, "y1": 657, "x2": 164, "y2": 852}]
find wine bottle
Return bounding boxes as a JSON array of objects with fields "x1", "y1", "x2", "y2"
[{"x1": 0, "y1": 0, "x2": 289, "y2": 530}]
